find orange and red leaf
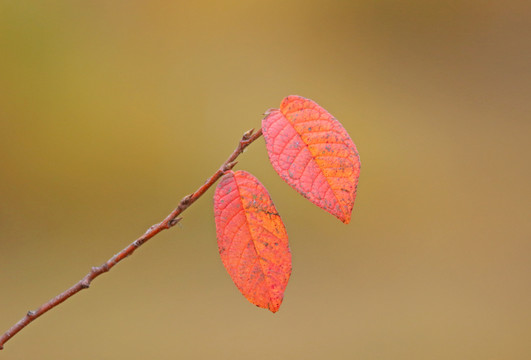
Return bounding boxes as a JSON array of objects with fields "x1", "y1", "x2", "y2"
[
  {"x1": 213, "y1": 170, "x2": 291, "y2": 313},
  {"x1": 262, "y1": 95, "x2": 360, "y2": 223}
]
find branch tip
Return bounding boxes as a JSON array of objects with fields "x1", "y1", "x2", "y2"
[{"x1": 242, "y1": 128, "x2": 254, "y2": 140}]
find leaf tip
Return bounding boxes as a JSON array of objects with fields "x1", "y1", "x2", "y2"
[
  {"x1": 267, "y1": 302, "x2": 281, "y2": 313},
  {"x1": 242, "y1": 128, "x2": 254, "y2": 140}
]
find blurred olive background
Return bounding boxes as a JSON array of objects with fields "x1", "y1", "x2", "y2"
[{"x1": 1, "y1": 1, "x2": 530, "y2": 359}]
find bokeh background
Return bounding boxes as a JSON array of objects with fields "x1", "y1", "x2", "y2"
[{"x1": 1, "y1": 1, "x2": 530, "y2": 359}]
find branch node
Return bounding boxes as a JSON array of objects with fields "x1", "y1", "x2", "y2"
[
  {"x1": 183, "y1": 194, "x2": 193, "y2": 204},
  {"x1": 91, "y1": 264, "x2": 109, "y2": 274},
  {"x1": 223, "y1": 161, "x2": 238, "y2": 172},
  {"x1": 169, "y1": 217, "x2": 182, "y2": 228},
  {"x1": 143, "y1": 223, "x2": 158, "y2": 236},
  {"x1": 26, "y1": 310, "x2": 36, "y2": 317},
  {"x1": 177, "y1": 195, "x2": 193, "y2": 212}
]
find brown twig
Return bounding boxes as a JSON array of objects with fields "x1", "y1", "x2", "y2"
[{"x1": 0, "y1": 127, "x2": 263, "y2": 350}]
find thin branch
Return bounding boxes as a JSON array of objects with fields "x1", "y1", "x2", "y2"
[{"x1": 0, "y1": 127, "x2": 263, "y2": 350}]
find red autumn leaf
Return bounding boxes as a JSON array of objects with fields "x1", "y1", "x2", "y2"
[
  {"x1": 262, "y1": 95, "x2": 361, "y2": 223},
  {"x1": 213, "y1": 170, "x2": 291, "y2": 313}
]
